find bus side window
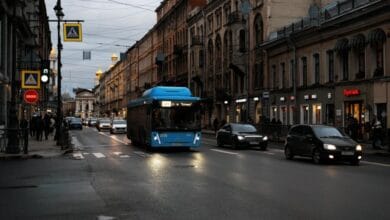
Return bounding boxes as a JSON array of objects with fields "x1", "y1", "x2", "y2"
[{"x1": 147, "y1": 105, "x2": 151, "y2": 115}]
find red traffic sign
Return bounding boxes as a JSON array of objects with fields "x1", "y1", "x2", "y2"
[{"x1": 24, "y1": 90, "x2": 39, "y2": 104}]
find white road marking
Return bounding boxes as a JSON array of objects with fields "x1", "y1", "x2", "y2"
[
  {"x1": 210, "y1": 149, "x2": 239, "y2": 155},
  {"x1": 133, "y1": 151, "x2": 150, "y2": 157},
  {"x1": 98, "y1": 132, "x2": 129, "y2": 145},
  {"x1": 361, "y1": 161, "x2": 390, "y2": 167},
  {"x1": 96, "y1": 215, "x2": 115, "y2": 220},
  {"x1": 93, "y1": 153, "x2": 106, "y2": 158},
  {"x1": 83, "y1": 152, "x2": 89, "y2": 155},
  {"x1": 262, "y1": 151, "x2": 275, "y2": 155},
  {"x1": 72, "y1": 152, "x2": 84, "y2": 159},
  {"x1": 119, "y1": 155, "x2": 130, "y2": 158},
  {"x1": 112, "y1": 152, "x2": 122, "y2": 156}
]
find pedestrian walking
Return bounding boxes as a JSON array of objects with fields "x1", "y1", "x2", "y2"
[
  {"x1": 372, "y1": 117, "x2": 383, "y2": 149},
  {"x1": 30, "y1": 115, "x2": 37, "y2": 137},
  {"x1": 213, "y1": 118, "x2": 219, "y2": 134},
  {"x1": 43, "y1": 114, "x2": 51, "y2": 140},
  {"x1": 36, "y1": 116, "x2": 44, "y2": 141}
]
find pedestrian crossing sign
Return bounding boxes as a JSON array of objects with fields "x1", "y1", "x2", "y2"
[
  {"x1": 21, "y1": 70, "x2": 41, "y2": 89},
  {"x1": 63, "y1": 23, "x2": 82, "y2": 42}
]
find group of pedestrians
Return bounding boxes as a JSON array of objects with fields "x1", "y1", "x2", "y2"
[{"x1": 29, "y1": 114, "x2": 56, "y2": 141}]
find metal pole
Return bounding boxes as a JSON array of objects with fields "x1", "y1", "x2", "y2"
[{"x1": 55, "y1": 0, "x2": 63, "y2": 146}]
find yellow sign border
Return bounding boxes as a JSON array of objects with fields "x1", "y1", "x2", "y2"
[
  {"x1": 21, "y1": 70, "x2": 41, "y2": 89},
  {"x1": 63, "y1": 23, "x2": 82, "y2": 42}
]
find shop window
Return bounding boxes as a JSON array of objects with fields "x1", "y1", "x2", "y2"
[
  {"x1": 280, "y1": 106, "x2": 287, "y2": 125},
  {"x1": 325, "y1": 104, "x2": 335, "y2": 125},
  {"x1": 255, "y1": 102, "x2": 262, "y2": 123},
  {"x1": 301, "y1": 105, "x2": 309, "y2": 124},
  {"x1": 289, "y1": 106, "x2": 295, "y2": 125},
  {"x1": 270, "y1": 106, "x2": 278, "y2": 121},
  {"x1": 312, "y1": 104, "x2": 322, "y2": 125}
]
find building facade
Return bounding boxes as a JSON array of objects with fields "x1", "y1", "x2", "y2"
[
  {"x1": 74, "y1": 89, "x2": 95, "y2": 119},
  {"x1": 261, "y1": 0, "x2": 389, "y2": 140}
]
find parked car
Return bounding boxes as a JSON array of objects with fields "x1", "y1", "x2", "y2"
[
  {"x1": 65, "y1": 116, "x2": 75, "y2": 126},
  {"x1": 284, "y1": 124, "x2": 363, "y2": 165},
  {"x1": 110, "y1": 119, "x2": 127, "y2": 134},
  {"x1": 96, "y1": 118, "x2": 111, "y2": 131},
  {"x1": 88, "y1": 118, "x2": 97, "y2": 127},
  {"x1": 82, "y1": 118, "x2": 89, "y2": 126},
  {"x1": 216, "y1": 123, "x2": 268, "y2": 150},
  {"x1": 69, "y1": 117, "x2": 83, "y2": 130}
]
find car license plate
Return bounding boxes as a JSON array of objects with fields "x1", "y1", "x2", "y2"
[
  {"x1": 341, "y1": 151, "x2": 354, "y2": 156},
  {"x1": 250, "y1": 141, "x2": 258, "y2": 145}
]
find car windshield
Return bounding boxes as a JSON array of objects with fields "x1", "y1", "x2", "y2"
[
  {"x1": 100, "y1": 119, "x2": 111, "y2": 123},
  {"x1": 113, "y1": 120, "x2": 126, "y2": 125},
  {"x1": 231, "y1": 124, "x2": 257, "y2": 132},
  {"x1": 313, "y1": 127, "x2": 345, "y2": 138}
]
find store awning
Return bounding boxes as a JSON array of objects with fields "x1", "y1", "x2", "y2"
[
  {"x1": 349, "y1": 34, "x2": 366, "y2": 49},
  {"x1": 367, "y1": 28, "x2": 386, "y2": 46},
  {"x1": 333, "y1": 38, "x2": 349, "y2": 52}
]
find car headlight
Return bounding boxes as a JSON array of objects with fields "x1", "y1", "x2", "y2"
[
  {"x1": 356, "y1": 144, "x2": 362, "y2": 151},
  {"x1": 324, "y1": 144, "x2": 336, "y2": 150},
  {"x1": 262, "y1": 136, "x2": 268, "y2": 141},
  {"x1": 237, "y1": 135, "x2": 244, "y2": 140}
]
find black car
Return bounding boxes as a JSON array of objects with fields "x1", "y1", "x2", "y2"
[
  {"x1": 284, "y1": 125, "x2": 363, "y2": 165},
  {"x1": 216, "y1": 123, "x2": 268, "y2": 150},
  {"x1": 69, "y1": 117, "x2": 83, "y2": 130}
]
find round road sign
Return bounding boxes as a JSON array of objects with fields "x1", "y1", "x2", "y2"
[{"x1": 24, "y1": 90, "x2": 39, "y2": 104}]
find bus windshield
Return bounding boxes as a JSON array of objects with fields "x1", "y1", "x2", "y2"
[{"x1": 152, "y1": 105, "x2": 201, "y2": 131}]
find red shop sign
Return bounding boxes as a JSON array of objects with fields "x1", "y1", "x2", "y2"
[{"x1": 343, "y1": 89, "x2": 360, "y2": 97}]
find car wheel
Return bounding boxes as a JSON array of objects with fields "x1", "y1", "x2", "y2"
[
  {"x1": 312, "y1": 148, "x2": 323, "y2": 164},
  {"x1": 260, "y1": 143, "x2": 267, "y2": 151},
  {"x1": 284, "y1": 145, "x2": 294, "y2": 160},
  {"x1": 350, "y1": 159, "x2": 360, "y2": 166},
  {"x1": 217, "y1": 137, "x2": 223, "y2": 147}
]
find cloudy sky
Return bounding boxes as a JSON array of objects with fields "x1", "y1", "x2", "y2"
[{"x1": 45, "y1": 0, "x2": 161, "y2": 96}]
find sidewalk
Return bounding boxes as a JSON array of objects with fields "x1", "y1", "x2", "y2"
[{"x1": 0, "y1": 134, "x2": 69, "y2": 160}]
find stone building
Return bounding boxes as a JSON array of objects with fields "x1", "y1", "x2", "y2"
[
  {"x1": 260, "y1": 0, "x2": 389, "y2": 139},
  {"x1": 74, "y1": 88, "x2": 95, "y2": 119},
  {"x1": 187, "y1": 0, "x2": 331, "y2": 126}
]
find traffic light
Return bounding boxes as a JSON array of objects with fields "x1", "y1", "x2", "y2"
[{"x1": 41, "y1": 60, "x2": 50, "y2": 83}]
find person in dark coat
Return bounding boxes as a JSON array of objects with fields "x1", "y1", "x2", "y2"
[
  {"x1": 30, "y1": 116, "x2": 37, "y2": 137},
  {"x1": 372, "y1": 117, "x2": 383, "y2": 149},
  {"x1": 213, "y1": 118, "x2": 219, "y2": 134},
  {"x1": 36, "y1": 116, "x2": 44, "y2": 141},
  {"x1": 43, "y1": 114, "x2": 51, "y2": 140}
]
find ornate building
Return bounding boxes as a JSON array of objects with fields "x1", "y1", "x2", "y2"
[{"x1": 74, "y1": 88, "x2": 95, "y2": 119}]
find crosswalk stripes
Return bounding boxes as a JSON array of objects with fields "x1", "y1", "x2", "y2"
[{"x1": 71, "y1": 151, "x2": 133, "y2": 160}]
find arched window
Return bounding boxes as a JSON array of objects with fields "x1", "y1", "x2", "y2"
[
  {"x1": 239, "y1": 29, "x2": 246, "y2": 52},
  {"x1": 368, "y1": 29, "x2": 386, "y2": 77},
  {"x1": 215, "y1": 35, "x2": 222, "y2": 72},
  {"x1": 253, "y1": 14, "x2": 263, "y2": 46},
  {"x1": 208, "y1": 40, "x2": 214, "y2": 68}
]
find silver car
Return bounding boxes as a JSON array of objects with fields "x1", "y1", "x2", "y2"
[{"x1": 110, "y1": 119, "x2": 127, "y2": 134}]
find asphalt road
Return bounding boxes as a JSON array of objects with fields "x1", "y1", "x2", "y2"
[{"x1": 1, "y1": 126, "x2": 390, "y2": 220}]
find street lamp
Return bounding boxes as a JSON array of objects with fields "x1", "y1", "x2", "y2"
[{"x1": 54, "y1": 0, "x2": 64, "y2": 146}]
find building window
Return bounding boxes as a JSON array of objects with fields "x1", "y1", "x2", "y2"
[
  {"x1": 254, "y1": 14, "x2": 263, "y2": 45},
  {"x1": 357, "y1": 48, "x2": 365, "y2": 79},
  {"x1": 216, "y1": 10, "x2": 222, "y2": 29},
  {"x1": 301, "y1": 57, "x2": 307, "y2": 87},
  {"x1": 280, "y1": 62, "x2": 285, "y2": 89},
  {"x1": 325, "y1": 104, "x2": 335, "y2": 125},
  {"x1": 254, "y1": 63, "x2": 263, "y2": 89},
  {"x1": 312, "y1": 104, "x2": 322, "y2": 124},
  {"x1": 341, "y1": 52, "x2": 349, "y2": 80},
  {"x1": 375, "y1": 45, "x2": 384, "y2": 76},
  {"x1": 289, "y1": 59, "x2": 294, "y2": 88},
  {"x1": 271, "y1": 65, "x2": 276, "y2": 89},
  {"x1": 239, "y1": 29, "x2": 246, "y2": 52},
  {"x1": 207, "y1": 15, "x2": 213, "y2": 34},
  {"x1": 301, "y1": 105, "x2": 309, "y2": 124},
  {"x1": 327, "y1": 51, "x2": 334, "y2": 82},
  {"x1": 199, "y1": 50, "x2": 204, "y2": 68},
  {"x1": 313, "y1": 53, "x2": 320, "y2": 84},
  {"x1": 280, "y1": 106, "x2": 287, "y2": 125}
]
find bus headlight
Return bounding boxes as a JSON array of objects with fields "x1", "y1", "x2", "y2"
[
  {"x1": 193, "y1": 133, "x2": 201, "y2": 144},
  {"x1": 152, "y1": 133, "x2": 161, "y2": 144}
]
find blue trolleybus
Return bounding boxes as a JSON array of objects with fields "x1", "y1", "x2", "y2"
[{"x1": 127, "y1": 86, "x2": 202, "y2": 148}]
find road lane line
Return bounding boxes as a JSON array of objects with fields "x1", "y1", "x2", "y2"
[
  {"x1": 98, "y1": 132, "x2": 130, "y2": 145},
  {"x1": 112, "y1": 152, "x2": 122, "y2": 156},
  {"x1": 262, "y1": 151, "x2": 275, "y2": 155},
  {"x1": 133, "y1": 151, "x2": 149, "y2": 157},
  {"x1": 361, "y1": 161, "x2": 390, "y2": 167},
  {"x1": 210, "y1": 149, "x2": 239, "y2": 155},
  {"x1": 73, "y1": 152, "x2": 84, "y2": 159},
  {"x1": 93, "y1": 153, "x2": 106, "y2": 158},
  {"x1": 119, "y1": 155, "x2": 130, "y2": 158},
  {"x1": 83, "y1": 152, "x2": 89, "y2": 155}
]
